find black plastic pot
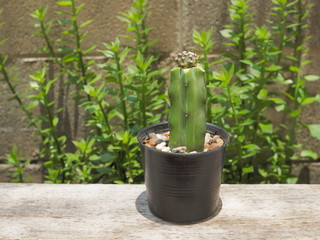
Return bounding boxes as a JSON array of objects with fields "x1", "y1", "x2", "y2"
[{"x1": 137, "y1": 122, "x2": 229, "y2": 223}]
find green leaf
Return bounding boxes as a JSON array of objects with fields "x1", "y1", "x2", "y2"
[
  {"x1": 26, "y1": 100, "x2": 39, "y2": 110},
  {"x1": 0, "y1": 37, "x2": 9, "y2": 46},
  {"x1": 289, "y1": 66, "x2": 300, "y2": 72},
  {"x1": 302, "y1": 60, "x2": 311, "y2": 66},
  {"x1": 84, "y1": 45, "x2": 97, "y2": 55},
  {"x1": 83, "y1": 85, "x2": 97, "y2": 97},
  {"x1": 250, "y1": 66, "x2": 261, "y2": 78},
  {"x1": 58, "y1": 19, "x2": 71, "y2": 25},
  {"x1": 307, "y1": 124, "x2": 320, "y2": 140},
  {"x1": 110, "y1": 38, "x2": 120, "y2": 52},
  {"x1": 243, "y1": 144, "x2": 260, "y2": 150},
  {"x1": 290, "y1": 109, "x2": 301, "y2": 118},
  {"x1": 45, "y1": 79, "x2": 56, "y2": 95},
  {"x1": 98, "y1": 167, "x2": 113, "y2": 174},
  {"x1": 296, "y1": 79, "x2": 305, "y2": 89},
  {"x1": 241, "y1": 119, "x2": 255, "y2": 126},
  {"x1": 105, "y1": 76, "x2": 118, "y2": 83},
  {"x1": 304, "y1": 75, "x2": 320, "y2": 81},
  {"x1": 99, "y1": 48, "x2": 113, "y2": 58},
  {"x1": 220, "y1": 29, "x2": 233, "y2": 38},
  {"x1": 119, "y1": 47, "x2": 130, "y2": 64},
  {"x1": 257, "y1": 89, "x2": 268, "y2": 99},
  {"x1": 127, "y1": 96, "x2": 139, "y2": 102},
  {"x1": 301, "y1": 97, "x2": 318, "y2": 106},
  {"x1": 59, "y1": 46, "x2": 74, "y2": 54},
  {"x1": 268, "y1": 97, "x2": 286, "y2": 104},
  {"x1": 55, "y1": 10, "x2": 72, "y2": 16},
  {"x1": 286, "y1": 177, "x2": 298, "y2": 184},
  {"x1": 267, "y1": 51, "x2": 281, "y2": 56},
  {"x1": 266, "y1": 65, "x2": 282, "y2": 71},
  {"x1": 258, "y1": 168, "x2": 268, "y2": 178},
  {"x1": 73, "y1": 140, "x2": 86, "y2": 152},
  {"x1": 300, "y1": 150, "x2": 318, "y2": 160},
  {"x1": 242, "y1": 166, "x2": 254, "y2": 176},
  {"x1": 228, "y1": 63, "x2": 235, "y2": 79},
  {"x1": 100, "y1": 153, "x2": 114, "y2": 163},
  {"x1": 259, "y1": 123, "x2": 273, "y2": 134},
  {"x1": 56, "y1": 1, "x2": 71, "y2": 6},
  {"x1": 237, "y1": 109, "x2": 250, "y2": 115},
  {"x1": 286, "y1": 56, "x2": 298, "y2": 61},
  {"x1": 240, "y1": 60, "x2": 253, "y2": 66},
  {"x1": 135, "y1": 52, "x2": 145, "y2": 70},
  {"x1": 117, "y1": 16, "x2": 131, "y2": 24},
  {"x1": 114, "y1": 180, "x2": 125, "y2": 184},
  {"x1": 275, "y1": 104, "x2": 285, "y2": 112},
  {"x1": 76, "y1": 3, "x2": 85, "y2": 15},
  {"x1": 219, "y1": 64, "x2": 234, "y2": 85},
  {"x1": 211, "y1": 106, "x2": 225, "y2": 114},
  {"x1": 52, "y1": 117, "x2": 59, "y2": 127},
  {"x1": 80, "y1": 19, "x2": 93, "y2": 28},
  {"x1": 281, "y1": 90, "x2": 294, "y2": 101},
  {"x1": 192, "y1": 29, "x2": 202, "y2": 44},
  {"x1": 29, "y1": 81, "x2": 39, "y2": 89}
]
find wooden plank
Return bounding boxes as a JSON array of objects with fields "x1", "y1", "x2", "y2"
[{"x1": 0, "y1": 184, "x2": 319, "y2": 240}]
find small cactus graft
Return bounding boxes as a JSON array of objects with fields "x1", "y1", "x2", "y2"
[{"x1": 168, "y1": 51, "x2": 207, "y2": 152}]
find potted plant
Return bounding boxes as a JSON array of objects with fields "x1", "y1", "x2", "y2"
[{"x1": 137, "y1": 51, "x2": 229, "y2": 223}]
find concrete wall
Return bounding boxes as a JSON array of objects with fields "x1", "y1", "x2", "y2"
[{"x1": 0, "y1": 0, "x2": 319, "y2": 182}]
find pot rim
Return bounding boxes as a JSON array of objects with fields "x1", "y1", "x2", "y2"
[{"x1": 137, "y1": 121, "x2": 230, "y2": 157}]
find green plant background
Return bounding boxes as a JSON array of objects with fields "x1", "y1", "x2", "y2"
[{"x1": 0, "y1": 0, "x2": 319, "y2": 184}]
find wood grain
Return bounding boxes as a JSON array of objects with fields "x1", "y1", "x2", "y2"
[{"x1": 0, "y1": 184, "x2": 319, "y2": 240}]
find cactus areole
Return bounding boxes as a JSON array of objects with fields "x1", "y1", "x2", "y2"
[{"x1": 168, "y1": 51, "x2": 207, "y2": 152}]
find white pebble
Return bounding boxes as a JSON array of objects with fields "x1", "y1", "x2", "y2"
[
  {"x1": 162, "y1": 147, "x2": 170, "y2": 152},
  {"x1": 216, "y1": 138, "x2": 224, "y2": 146},
  {"x1": 205, "y1": 133, "x2": 211, "y2": 144},
  {"x1": 189, "y1": 151, "x2": 197, "y2": 154},
  {"x1": 156, "y1": 145, "x2": 164, "y2": 151},
  {"x1": 156, "y1": 134, "x2": 167, "y2": 141},
  {"x1": 172, "y1": 146, "x2": 187, "y2": 153},
  {"x1": 155, "y1": 142, "x2": 166, "y2": 151}
]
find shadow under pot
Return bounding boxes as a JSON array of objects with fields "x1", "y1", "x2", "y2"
[{"x1": 137, "y1": 122, "x2": 229, "y2": 223}]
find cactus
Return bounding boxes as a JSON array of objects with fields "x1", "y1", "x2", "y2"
[{"x1": 168, "y1": 51, "x2": 207, "y2": 152}]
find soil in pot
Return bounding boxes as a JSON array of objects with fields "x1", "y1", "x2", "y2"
[{"x1": 142, "y1": 130, "x2": 225, "y2": 154}]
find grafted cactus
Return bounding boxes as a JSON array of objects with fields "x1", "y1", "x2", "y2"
[{"x1": 168, "y1": 51, "x2": 206, "y2": 152}]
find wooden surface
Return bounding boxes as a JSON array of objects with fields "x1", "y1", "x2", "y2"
[{"x1": 0, "y1": 184, "x2": 319, "y2": 240}]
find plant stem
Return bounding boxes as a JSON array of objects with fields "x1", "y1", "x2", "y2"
[
  {"x1": 70, "y1": 0, "x2": 87, "y2": 85},
  {"x1": 203, "y1": 52, "x2": 212, "y2": 122},
  {"x1": 0, "y1": 57, "x2": 43, "y2": 135},
  {"x1": 239, "y1": 15, "x2": 247, "y2": 74},
  {"x1": 40, "y1": 80, "x2": 66, "y2": 183},
  {"x1": 18, "y1": 164, "x2": 24, "y2": 183},
  {"x1": 227, "y1": 86, "x2": 239, "y2": 126},
  {"x1": 252, "y1": 43, "x2": 267, "y2": 138},
  {"x1": 276, "y1": 19, "x2": 285, "y2": 66},
  {"x1": 266, "y1": 1, "x2": 287, "y2": 80},
  {"x1": 227, "y1": 86, "x2": 243, "y2": 182},
  {"x1": 140, "y1": 70, "x2": 147, "y2": 127},
  {"x1": 289, "y1": 0, "x2": 303, "y2": 148},
  {"x1": 69, "y1": 0, "x2": 108, "y2": 141},
  {"x1": 97, "y1": 99, "x2": 113, "y2": 137},
  {"x1": 39, "y1": 20, "x2": 64, "y2": 69},
  {"x1": 136, "y1": 2, "x2": 148, "y2": 57},
  {"x1": 293, "y1": 0, "x2": 303, "y2": 69},
  {"x1": 114, "y1": 52, "x2": 129, "y2": 129}
]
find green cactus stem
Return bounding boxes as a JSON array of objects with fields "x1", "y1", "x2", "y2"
[{"x1": 168, "y1": 51, "x2": 207, "y2": 152}]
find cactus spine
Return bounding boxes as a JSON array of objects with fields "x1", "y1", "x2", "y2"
[{"x1": 168, "y1": 51, "x2": 207, "y2": 152}]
